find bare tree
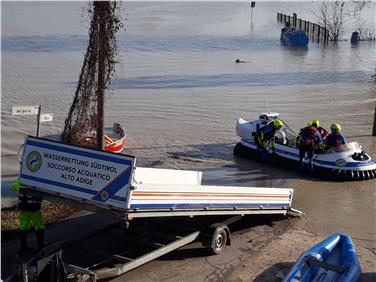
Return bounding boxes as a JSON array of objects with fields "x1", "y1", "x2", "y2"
[
  {"x1": 352, "y1": 1, "x2": 375, "y2": 40},
  {"x1": 318, "y1": 1, "x2": 345, "y2": 41},
  {"x1": 317, "y1": 0, "x2": 372, "y2": 42},
  {"x1": 62, "y1": 1, "x2": 123, "y2": 149},
  {"x1": 355, "y1": 19, "x2": 376, "y2": 40}
]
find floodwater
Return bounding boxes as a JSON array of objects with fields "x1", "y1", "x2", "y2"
[{"x1": 2, "y1": 2, "x2": 375, "y2": 249}]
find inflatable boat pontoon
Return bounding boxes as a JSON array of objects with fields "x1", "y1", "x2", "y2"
[
  {"x1": 283, "y1": 233, "x2": 361, "y2": 282},
  {"x1": 234, "y1": 113, "x2": 376, "y2": 181}
]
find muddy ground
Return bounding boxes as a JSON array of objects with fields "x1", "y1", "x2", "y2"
[
  {"x1": 111, "y1": 217, "x2": 375, "y2": 282},
  {"x1": 3, "y1": 211, "x2": 374, "y2": 281}
]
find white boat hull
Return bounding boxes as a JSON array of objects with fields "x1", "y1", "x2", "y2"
[{"x1": 235, "y1": 117, "x2": 376, "y2": 181}]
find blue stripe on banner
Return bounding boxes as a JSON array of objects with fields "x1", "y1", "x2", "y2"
[
  {"x1": 112, "y1": 195, "x2": 127, "y2": 202},
  {"x1": 242, "y1": 140, "x2": 375, "y2": 168},
  {"x1": 92, "y1": 166, "x2": 132, "y2": 202},
  {"x1": 108, "y1": 197, "x2": 127, "y2": 204},
  {"x1": 21, "y1": 174, "x2": 97, "y2": 195},
  {"x1": 26, "y1": 139, "x2": 133, "y2": 165},
  {"x1": 130, "y1": 203, "x2": 288, "y2": 209}
]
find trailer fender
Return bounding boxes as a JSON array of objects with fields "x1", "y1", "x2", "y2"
[{"x1": 201, "y1": 223, "x2": 231, "y2": 255}]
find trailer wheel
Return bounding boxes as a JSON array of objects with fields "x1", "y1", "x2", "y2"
[{"x1": 207, "y1": 227, "x2": 227, "y2": 255}]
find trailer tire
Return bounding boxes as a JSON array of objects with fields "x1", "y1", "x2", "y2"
[{"x1": 207, "y1": 227, "x2": 228, "y2": 255}]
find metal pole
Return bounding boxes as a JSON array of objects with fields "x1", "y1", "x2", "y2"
[
  {"x1": 36, "y1": 105, "x2": 41, "y2": 137},
  {"x1": 96, "y1": 1, "x2": 106, "y2": 150}
]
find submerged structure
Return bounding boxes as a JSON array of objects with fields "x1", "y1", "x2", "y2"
[{"x1": 280, "y1": 26, "x2": 309, "y2": 47}]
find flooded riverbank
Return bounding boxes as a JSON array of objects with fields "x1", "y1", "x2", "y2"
[{"x1": 2, "y1": 1, "x2": 375, "y2": 251}]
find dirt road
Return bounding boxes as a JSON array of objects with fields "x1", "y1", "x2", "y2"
[{"x1": 3, "y1": 212, "x2": 374, "y2": 281}]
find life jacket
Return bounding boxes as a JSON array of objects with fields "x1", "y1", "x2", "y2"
[
  {"x1": 318, "y1": 127, "x2": 329, "y2": 140},
  {"x1": 299, "y1": 126, "x2": 317, "y2": 146},
  {"x1": 18, "y1": 191, "x2": 42, "y2": 212},
  {"x1": 326, "y1": 134, "x2": 343, "y2": 149}
]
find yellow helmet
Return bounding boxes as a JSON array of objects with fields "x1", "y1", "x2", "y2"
[
  {"x1": 330, "y1": 123, "x2": 341, "y2": 133},
  {"x1": 273, "y1": 119, "x2": 284, "y2": 129},
  {"x1": 310, "y1": 119, "x2": 320, "y2": 127}
]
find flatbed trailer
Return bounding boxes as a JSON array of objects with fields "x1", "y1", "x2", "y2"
[
  {"x1": 6, "y1": 137, "x2": 303, "y2": 281},
  {"x1": 6, "y1": 213, "x2": 301, "y2": 282}
]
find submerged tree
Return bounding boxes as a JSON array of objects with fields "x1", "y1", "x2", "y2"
[
  {"x1": 61, "y1": 1, "x2": 122, "y2": 149},
  {"x1": 317, "y1": 0, "x2": 371, "y2": 42}
]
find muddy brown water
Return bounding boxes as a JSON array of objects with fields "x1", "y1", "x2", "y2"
[{"x1": 2, "y1": 2, "x2": 375, "y2": 251}]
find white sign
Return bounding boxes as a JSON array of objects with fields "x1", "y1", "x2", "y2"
[
  {"x1": 12, "y1": 105, "x2": 40, "y2": 116},
  {"x1": 20, "y1": 137, "x2": 136, "y2": 210},
  {"x1": 40, "y1": 113, "x2": 54, "y2": 123}
]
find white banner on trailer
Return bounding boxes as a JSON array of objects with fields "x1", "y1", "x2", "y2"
[{"x1": 19, "y1": 137, "x2": 136, "y2": 210}]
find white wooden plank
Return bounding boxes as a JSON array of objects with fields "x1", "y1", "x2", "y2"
[{"x1": 134, "y1": 167, "x2": 202, "y2": 186}]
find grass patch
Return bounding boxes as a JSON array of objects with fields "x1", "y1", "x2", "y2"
[{"x1": 1, "y1": 202, "x2": 79, "y2": 242}]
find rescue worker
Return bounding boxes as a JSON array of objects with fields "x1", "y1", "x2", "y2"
[
  {"x1": 12, "y1": 178, "x2": 46, "y2": 252},
  {"x1": 324, "y1": 123, "x2": 346, "y2": 150},
  {"x1": 317, "y1": 126, "x2": 329, "y2": 140},
  {"x1": 255, "y1": 119, "x2": 284, "y2": 161},
  {"x1": 297, "y1": 119, "x2": 323, "y2": 171}
]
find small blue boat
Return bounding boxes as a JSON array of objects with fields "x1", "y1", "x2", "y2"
[
  {"x1": 280, "y1": 27, "x2": 309, "y2": 47},
  {"x1": 283, "y1": 233, "x2": 361, "y2": 282}
]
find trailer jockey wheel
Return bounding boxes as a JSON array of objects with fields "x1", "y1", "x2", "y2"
[{"x1": 208, "y1": 227, "x2": 228, "y2": 255}]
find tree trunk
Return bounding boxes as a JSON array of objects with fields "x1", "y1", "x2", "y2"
[{"x1": 96, "y1": 1, "x2": 106, "y2": 150}]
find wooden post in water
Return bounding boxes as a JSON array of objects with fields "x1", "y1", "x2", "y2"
[
  {"x1": 96, "y1": 1, "x2": 106, "y2": 150},
  {"x1": 293, "y1": 13, "x2": 297, "y2": 27},
  {"x1": 323, "y1": 28, "x2": 328, "y2": 43},
  {"x1": 317, "y1": 26, "x2": 321, "y2": 42}
]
